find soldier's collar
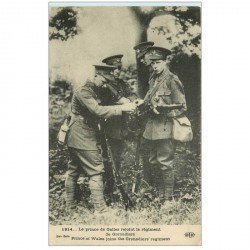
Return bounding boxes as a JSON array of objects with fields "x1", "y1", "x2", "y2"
[{"x1": 155, "y1": 67, "x2": 170, "y2": 80}]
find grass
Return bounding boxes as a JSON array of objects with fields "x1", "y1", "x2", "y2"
[
  {"x1": 49, "y1": 194, "x2": 201, "y2": 226},
  {"x1": 49, "y1": 140, "x2": 201, "y2": 226}
]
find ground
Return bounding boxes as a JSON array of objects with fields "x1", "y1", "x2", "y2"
[{"x1": 49, "y1": 133, "x2": 201, "y2": 225}]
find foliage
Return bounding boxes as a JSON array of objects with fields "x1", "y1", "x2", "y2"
[
  {"x1": 49, "y1": 6, "x2": 201, "y2": 105},
  {"x1": 119, "y1": 64, "x2": 137, "y2": 80},
  {"x1": 131, "y1": 6, "x2": 201, "y2": 58},
  {"x1": 49, "y1": 6, "x2": 201, "y2": 57},
  {"x1": 49, "y1": 79, "x2": 72, "y2": 148},
  {"x1": 170, "y1": 53, "x2": 201, "y2": 113},
  {"x1": 49, "y1": 7, "x2": 79, "y2": 41},
  {"x1": 49, "y1": 138, "x2": 201, "y2": 225}
]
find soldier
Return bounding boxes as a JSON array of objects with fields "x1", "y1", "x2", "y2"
[
  {"x1": 142, "y1": 46, "x2": 187, "y2": 202},
  {"x1": 102, "y1": 54, "x2": 137, "y2": 102},
  {"x1": 133, "y1": 41, "x2": 154, "y2": 98},
  {"x1": 133, "y1": 42, "x2": 155, "y2": 188},
  {"x1": 101, "y1": 55, "x2": 137, "y2": 173},
  {"x1": 65, "y1": 64, "x2": 136, "y2": 213},
  {"x1": 133, "y1": 41, "x2": 154, "y2": 67}
]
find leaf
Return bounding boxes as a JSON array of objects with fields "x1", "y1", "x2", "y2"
[
  {"x1": 182, "y1": 193, "x2": 193, "y2": 200},
  {"x1": 49, "y1": 186, "x2": 61, "y2": 193},
  {"x1": 49, "y1": 212, "x2": 56, "y2": 221}
]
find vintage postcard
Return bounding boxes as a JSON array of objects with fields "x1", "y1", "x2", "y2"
[{"x1": 49, "y1": 2, "x2": 201, "y2": 245}]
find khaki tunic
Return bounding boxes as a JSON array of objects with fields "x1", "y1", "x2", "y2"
[
  {"x1": 143, "y1": 68, "x2": 187, "y2": 140},
  {"x1": 67, "y1": 81, "x2": 122, "y2": 150},
  {"x1": 105, "y1": 78, "x2": 137, "y2": 140}
]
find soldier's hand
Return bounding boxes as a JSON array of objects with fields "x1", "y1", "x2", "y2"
[
  {"x1": 117, "y1": 97, "x2": 130, "y2": 104},
  {"x1": 121, "y1": 103, "x2": 137, "y2": 113},
  {"x1": 133, "y1": 99, "x2": 144, "y2": 106},
  {"x1": 153, "y1": 107, "x2": 160, "y2": 115}
]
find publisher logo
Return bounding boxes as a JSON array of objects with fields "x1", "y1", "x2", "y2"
[{"x1": 184, "y1": 232, "x2": 195, "y2": 238}]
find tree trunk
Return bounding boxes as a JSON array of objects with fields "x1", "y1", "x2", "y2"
[
  {"x1": 130, "y1": 8, "x2": 153, "y2": 98},
  {"x1": 134, "y1": 23, "x2": 150, "y2": 97},
  {"x1": 137, "y1": 24, "x2": 148, "y2": 43}
]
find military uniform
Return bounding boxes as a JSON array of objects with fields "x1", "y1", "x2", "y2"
[
  {"x1": 133, "y1": 41, "x2": 154, "y2": 66},
  {"x1": 65, "y1": 65, "x2": 123, "y2": 212},
  {"x1": 133, "y1": 42, "x2": 155, "y2": 186},
  {"x1": 102, "y1": 55, "x2": 137, "y2": 171},
  {"x1": 105, "y1": 78, "x2": 137, "y2": 138},
  {"x1": 143, "y1": 67, "x2": 187, "y2": 163},
  {"x1": 143, "y1": 46, "x2": 187, "y2": 201},
  {"x1": 133, "y1": 41, "x2": 154, "y2": 98}
]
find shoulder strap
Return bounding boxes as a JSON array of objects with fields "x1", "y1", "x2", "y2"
[{"x1": 145, "y1": 73, "x2": 170, "y2": 104}]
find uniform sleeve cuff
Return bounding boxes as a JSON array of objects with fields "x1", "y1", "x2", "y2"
[
  {"x1": 167, "y1": 110, "x2": 183, "y2": 118},
  {"x1": 114, "y1": 106, "x2": 122, "y2": 116}
]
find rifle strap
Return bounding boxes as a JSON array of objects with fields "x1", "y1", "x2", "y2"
[{"x1": 144, "y1": 72, "x2": 170, "y2": 105}]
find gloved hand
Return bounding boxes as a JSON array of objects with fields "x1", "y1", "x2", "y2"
[
  {"x1": 121, "y1": 102, "x2": 137, "y2": 113},
  {"x1": 117, "y1": 97, "x2": 130, "y2": 104}
]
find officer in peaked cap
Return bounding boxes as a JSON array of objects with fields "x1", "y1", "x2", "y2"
[
  {"x1": 102, "y1": 54, "x2": 123, "y2": 69},
  {"x1": 133, "y1": 41, "x2": 155, "y2": 98},
  {"x1": 65, "y1": 63, "x2": 136, "y2": 213},
  {"x1": 133, "y1": 41, "x2": 154, "y2": 66},
  {"x1": 146, "y1": 46, "x2": 171, "y2": 61},
  {"x1": 94, "y1": 64, "x2": 117, "y2": 75},
  {"x1": 142, "y1": 46, "x2": 188, "y2": 203},
  {"x1": 102, "y1": 54, "x2": 132, "y2": 98},
  {"x1": 93, "y1": 64, "x2": 116, "y2": 81}
]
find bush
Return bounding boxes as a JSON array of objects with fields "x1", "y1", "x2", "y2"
[{"x1": 49, "y1": 80, "x2": 72, "y2": 149}]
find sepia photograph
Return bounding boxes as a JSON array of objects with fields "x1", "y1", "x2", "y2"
[
  {"x1": 48, "y1": 2, "x2": 201, "y2": 245},
  {"x1": 2, "y1": 0, "x2": 250, "y2": 249}
]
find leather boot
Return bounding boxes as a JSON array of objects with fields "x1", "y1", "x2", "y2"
[
  {"x1": 143, "y1": 163, "x2": 155, "y2": 188},
  {"x1": 162, "y1": 169, "x2": 174, "y2": 201},
  {"x1": 88, "y1": 174, "x2": 108, "y2": 213},
  {"x1": 153, "y1": 167, "x2": 165, "y2": 200},
  {"x1": 65, "y1": 172, "x2": 77, "y2": 209}
]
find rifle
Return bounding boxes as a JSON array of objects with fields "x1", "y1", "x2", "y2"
[
  {"x1": 135, "y1": 102, "x2": 184, "y2": 117},
  {"x1": 124, "y1": 102, "x2": 184, "y2": 133},
  {"x1": 131, "y1": 134, "x2": 142, "y2": 194},
  {"x1": 99, "y1": 122, "x2": 134, "y2": 210}
]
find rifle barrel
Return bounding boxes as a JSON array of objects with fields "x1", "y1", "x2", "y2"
[{"x1": 99, "y1": 123, "x2": 134, "y2": 210}]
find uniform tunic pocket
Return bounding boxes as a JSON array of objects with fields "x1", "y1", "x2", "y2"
[
  {"x1": 157, "y1": 90, "x2": 172, "y2": 105},
  {"x1": 67, "y1": 120, "x2": 98, "y2": 150}
]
